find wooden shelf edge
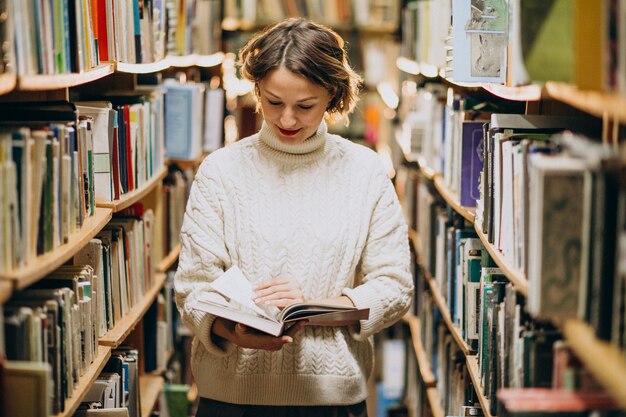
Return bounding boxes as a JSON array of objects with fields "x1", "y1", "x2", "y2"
[
  {"x1": 157, "y1": 244, "x2": 181, "y2": 272},
  {"x1": 167, "y1": 152, "x2": 207, "y2": 170},
  {"x1": 116, "y1": 59, "x2": 171, "y2": 74},
  {"x1": 426, "y1": 277, "x2": 472, "y2": 355},
  {"x1": 466, "y1": 355, "x2": 493, "y2": 417},
  {"x1": 473, "y1": 223, "x2": 529, "y2": 296},
  {"x1": 96, "y1": 166, "x2": 167, "y2": 212},
  {"x1": 140, "y1": 374, "x2": 165, "y2": 417},
  {"x1": 0, "y1": 280, "x2": 12, "y2": 304},
  {"x1": 0, "y1": 72, "x2": 17, "y2": 95},
  {"x1": 99, "y1": 273, "x2": 167, "y2": 347},
  {"x1": 53, "y1": 346, "x2": 112, "y2": 417},
  {"x1": 545, "y1": 82, "x2": 626, "y2": 123},
  {"x1": 433, "y1": 176, "x2": 476, "y2": 223},
  {"x1": 18, "y1": 64, "x2": 114, "y2": 90},
  {"x1": 483, "y1": 83, "x2": 542, "y2": 102},
  {"x1": 0, "y1": 208, "x2": 113, "y2": 290},
  {"x1": 403, "y1": 315, "x2": 436, "y2": 387},
  {"x1": 563, "y1": 320, "x2": 626, "y2": 409},
  {"x1": 167, "y1": 52, "x2": 225, "y2": 68},
  {"x1": 425, "y1": 387, "x2": 445, "y2": 417}
]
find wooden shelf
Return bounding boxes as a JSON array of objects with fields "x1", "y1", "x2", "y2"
[
  {"x1": 545, "y1": 82, "x2": 626, "y2": 123},
  {"x1": 473, "y1": 223, "x2": 529, "y2": 296},
  {"x1": 0, "y1": 72, "x2": 16, "y2": 95},
  {"x1": 482, "y1": 83, "x2": 542, "y2": 102},
  {"x1": 140, "y1": 375, "x2": 165, "y2": 417},
  {"x1": 563, "y1": 320, "x2": 626, "y2": 409},
  {"x1": 419, "y1": 163, "x2": 438, "y2": 181},
  {"x1": 96, "y1": 166, "x2": 168, "y2": 212},
  {"x1": 167, "y1": 152, "x2": 207, "y2": 170},
  {"x1": 18, "y1": 64, "x2": 114, "y2": 90},
  {"x1": 403, "y1": 315, "x2": 436, "y2": 387},
  {"x1": 167, "y1": 52, "x2": 225, "y2": 68},
  {"x1": 432, "y1": 175, "x2": 476, "y2": 223},
  {"x1": 99, "y1": 273, "x2": 167, "y2": 347},
  {"x1": 425, "y1": 387, "x2": 444, "y2": 417},
  {"x1": 157, "y1": 244, "x2": 181, "y2": 272},
  {"x1": 466, "y1": 355, "x2": 493, "y2": 417},
  {"x1": 53, "y1": 346, "x2": 112, "y2": 417},
  {"x1": 0, "y1": 207, "x2": 113, "y2": 290},
  {"x1": 426, "y1": 277, "x2": 471, "y2": 355},
  {"x1": 116, "y1": 59, "x2": 171, "y2": 74},
  {"x1": 0, "y1": 280, "x2": 12, "y2": 304}
]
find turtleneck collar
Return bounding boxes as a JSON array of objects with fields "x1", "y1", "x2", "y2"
[{"x1": 258, "y1": 120, "x2": 329, "y2": 164}]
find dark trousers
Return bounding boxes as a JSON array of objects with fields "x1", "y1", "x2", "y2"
[{"x1": 196, "y1": 397, "x2": 368, "y2": 417}]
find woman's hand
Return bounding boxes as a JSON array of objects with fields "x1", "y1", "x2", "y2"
[
  {"x1": 212, "y1": 317, "x2": 306, "y2": 351},
  {"x1": 253, "y1": 276, "x2": 305, "y2": 308}
]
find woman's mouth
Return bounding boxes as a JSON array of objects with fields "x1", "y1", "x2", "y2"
[{"x1": 278, "y1": 127, "x2": 301, "y2": 136}]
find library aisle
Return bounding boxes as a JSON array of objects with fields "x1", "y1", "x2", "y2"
[{"x1": 1, "y1": 1, "x2": 626, "y2": 417}]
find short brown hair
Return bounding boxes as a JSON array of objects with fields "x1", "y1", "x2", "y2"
[{"x1": 239, "y1": 18, "x2": 362, "y2": 119}]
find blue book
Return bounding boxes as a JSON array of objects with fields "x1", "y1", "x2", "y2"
[{"x1": 460, "y1": 121, "x2": 485, "y2": 207}]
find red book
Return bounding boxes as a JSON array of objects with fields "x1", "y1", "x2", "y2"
[{"x1": 95, "y1": 0, "x2": 109, "y2": 61}]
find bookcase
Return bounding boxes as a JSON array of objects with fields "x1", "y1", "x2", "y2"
[
  {"x1": 0, "y1": 1, "x2": 224, "y2": 416},
  {"x1": 392, "y1": 1, "x2": 626, "y2": 416}
]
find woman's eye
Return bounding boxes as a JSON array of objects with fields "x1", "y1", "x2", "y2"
[
  {"x1": 268, "y1": 100, "x2": 282, "y2": 106},
  {"x1": 299, "y1": 105, "x2": 313, "y2": 110}
]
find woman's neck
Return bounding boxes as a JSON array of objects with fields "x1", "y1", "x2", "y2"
[{"x1": 258, "y1": 121, "x2": 328, "y2": 164}]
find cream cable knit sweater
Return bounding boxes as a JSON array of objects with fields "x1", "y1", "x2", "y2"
[{"x1": 174, "y1": 120, "x2": 413, "y2": 406}]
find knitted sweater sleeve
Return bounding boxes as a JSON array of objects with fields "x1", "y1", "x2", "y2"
[
  {"x1": 342, "y1": 166, "x2": 414, "y2": 341},
  {"x1": 174, "y1": 161, "x2": 235, "y2": 356}
]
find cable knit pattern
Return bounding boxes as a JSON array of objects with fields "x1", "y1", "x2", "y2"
[{"x1": 174, "y1": 120, "x2": 413, "y2": 406}]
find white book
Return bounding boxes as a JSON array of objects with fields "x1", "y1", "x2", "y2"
[
  {"x1": 203, "y1": 86, "x2": 224, "y2": 152},
  {"x1": 76, "y1": 103, "x2": 114, "y2": 202},
  {"x1": 194, "y1": 266, "x2": 369, "y2": 337}
]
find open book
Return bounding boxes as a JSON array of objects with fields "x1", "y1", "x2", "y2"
[{"x1": 192, "y1": 266, "x2": 369, "y2": 336}]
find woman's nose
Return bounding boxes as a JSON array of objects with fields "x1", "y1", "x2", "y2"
[{"x1": 280, "y1": 108, "x2": 297, "y2": 128}]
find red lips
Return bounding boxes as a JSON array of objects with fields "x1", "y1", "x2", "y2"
[{"x1": 278, "y1": 127, "x2": 301, "y2": 136}]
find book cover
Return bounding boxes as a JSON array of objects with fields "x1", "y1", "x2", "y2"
[{"x1": 459, "y1": 121, "x2": 485, "y2": 207}]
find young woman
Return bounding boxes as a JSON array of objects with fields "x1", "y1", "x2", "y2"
[{"x1": 174, "y1": 17, "x2": 413, "y2": 417}]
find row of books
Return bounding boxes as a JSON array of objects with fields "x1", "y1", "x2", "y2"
[
  {"x1": 3, "y1": 0, "x2": 222, "y2": 76},
  {"x1": 3, "y1": 264, "x2": 100, "y2": 415},
  {"x1": 2, "y1": 203, "x2": 160, "y2": 415},
  {"x1": 399, "y1": 80, "x2": 626, "y2": 344},
  {"x1": 76, "y1": 89, "x2": 167, "y2": 201},
  {"x1": 0, "y1": 113, "x2": 97, "y2": 274},
  {"x1": 223, "y1": 0, "x2": 400, "y2": 30},
  {"x1": 163, "y1": 78, "x2": 224, "y2": 160},
  {"x1": 406, "y1": 231, "x2": 623, "y2": 417},
  {"x1": 76, "y1": 348, "x2": 141, "y2": 417},
  {"x1": 400, "y1": 0, "x2": 626, "y2": 93},
  {"x1": 162, "y1": 167, "x2": 191, "y2": 257}
]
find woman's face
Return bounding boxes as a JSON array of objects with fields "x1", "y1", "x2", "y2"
[{"x1": 258, "y1": 66, "x2": 331, "y2": 144}]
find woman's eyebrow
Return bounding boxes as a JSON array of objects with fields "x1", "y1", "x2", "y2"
[{"x1": 264, "y1": 89, "x2": 318, "y2": 102}]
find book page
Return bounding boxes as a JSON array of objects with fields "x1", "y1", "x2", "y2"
[{"x1": 210, "y1": 266, "x2": 276, "y2": 321}]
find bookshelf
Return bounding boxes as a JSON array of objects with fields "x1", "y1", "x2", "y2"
[
  {"x1": 18, "y1": 64, "x2": 115, "y2": 90},
  {"x1": 53, "y1": 346, "x2": 112, "y2": 417},
  {"x1": 139, "y1": 375, "x2": 165, "y2": 417},
  {"x1": 99, "y1": 273, "x2": 168, "y2": 348},
  {"x1": 473, "y1": 225, "x2": 529, "y2": 297},
  {"x1": 465, "y1": 355, "x2": 493, "y2": 417},
  {"x1": 158, "y1": 244, "x2": 181, "y2": 272},
  {"x1": 426, "y1": 277, "x2": 471, "y2": 356},
  {"x1": 403, "y1": 315, "x2": 436, "y2": 387},
  {"x1": 425, "y1": 387, "x2": 444, "y2": 417},
  {"x1": 0, "y1": 73, "x2": 16, "y2": 95},
  {"x1": 544, "y1": 82, "x2": 626, "y2": 124},
  {"x1": 0, "y1": 207, "x2": 113, "y2": 290},
  {"x1": 0, "y1": 281, "x2": 12, "y2": 305},
  {"x1": 432, "y1": 175, "x2": 475, "y2": 223},
  {"x1": 168, "y1": 52, "x2": 225, "y2": 68},
  {"x1": 115, "y1": 59, "x2": 172, "y2": 74},
  {"x1": 96, "y1": 166, "x2": 168, "y2": 213},
  {"x1": 562, "y1": 320, "x2": 626, "y2": 409}
]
